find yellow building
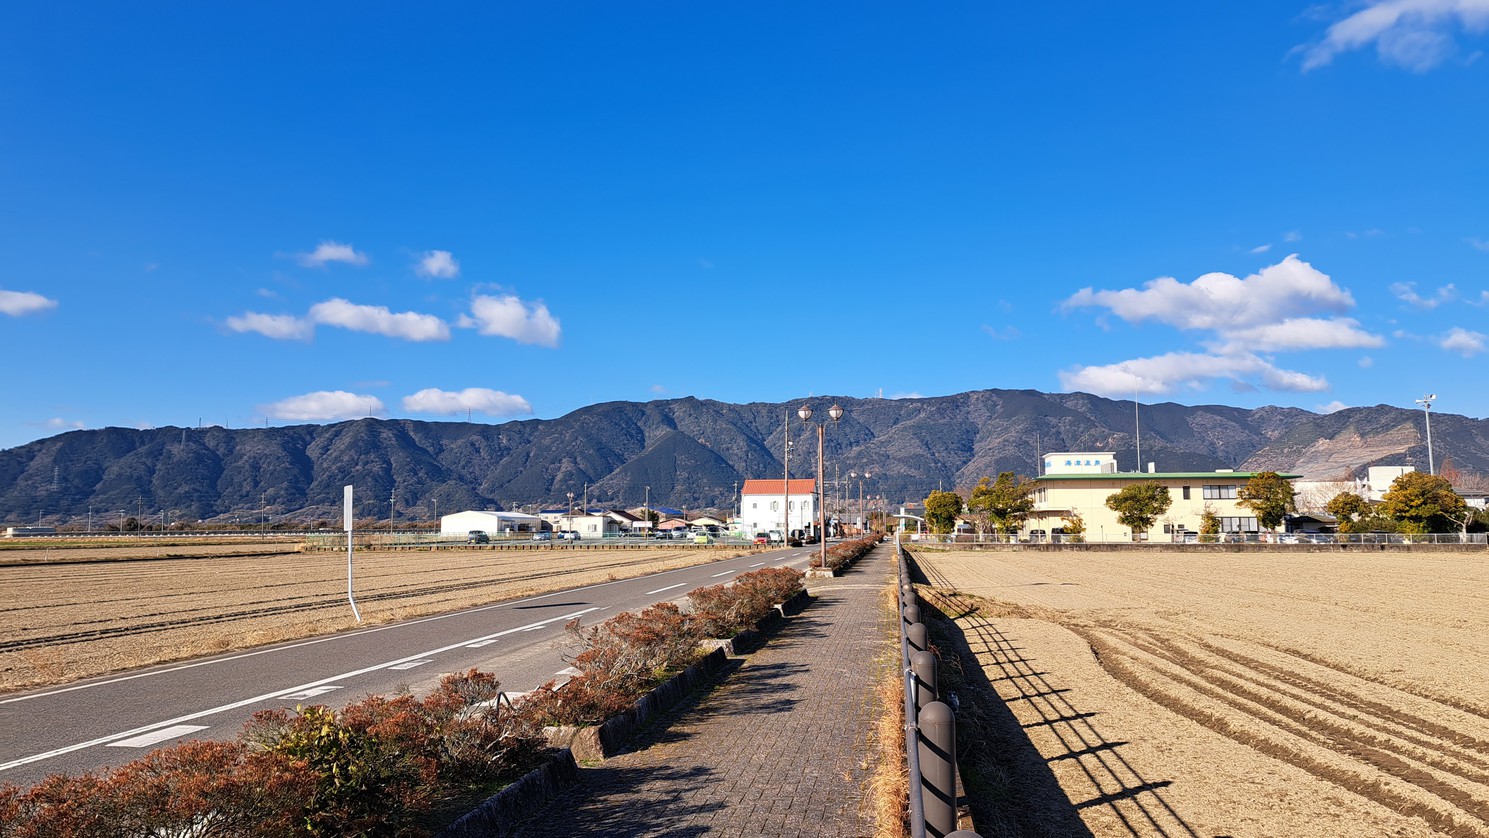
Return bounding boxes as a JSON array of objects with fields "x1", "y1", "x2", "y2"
[{"x1": 1022, "y1": 451, "x2": 1299, "y2": 542}]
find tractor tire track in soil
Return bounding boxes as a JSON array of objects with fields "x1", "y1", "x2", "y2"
[
  {"x1": 1077, "y1": 626, "x2": 1489, "y2": 836},
  {"x1": 909, "y1": 547, "x2": 1489, "y2": 837}
]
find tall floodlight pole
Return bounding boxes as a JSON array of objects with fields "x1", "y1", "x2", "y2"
[
  {"x1": 1416, "y1": 394, "x2": 1437, "y2": 475},
  {"x1": 782, "y1": 409, "x2": 791, "y2": 541},
  {"x1": 798, "y1": 403, "x2": 844, "y2": 569}
]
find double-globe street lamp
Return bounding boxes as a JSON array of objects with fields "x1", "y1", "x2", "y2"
[{"x1": 797, "y1": 402, "x2": 844, "y2": 569}]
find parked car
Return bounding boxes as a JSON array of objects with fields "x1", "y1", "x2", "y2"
[
  {"x1": 753, "y1": 534, "x2": 770, "y2": 544},
  {"x1": 559, "y1": 530, "x2": 580, "y2": 541},
  {"x1": 531, "y1": 531, "x2": 551, "y2": 541},
  {"x1": 694, "y1": 533, "x2": 713, "y2": 544},
  {"x1": 466, "y1": 530, "x2": 489, "y2": 544}
]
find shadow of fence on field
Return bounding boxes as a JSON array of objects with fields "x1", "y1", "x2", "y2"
[{"x1": 907, "y1": 555, "x2": 1203, "y2": 838}]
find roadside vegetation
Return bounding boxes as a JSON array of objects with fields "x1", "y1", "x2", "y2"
[{"x1": 1, "y1": 566, "x2": 813, "y2": 836}]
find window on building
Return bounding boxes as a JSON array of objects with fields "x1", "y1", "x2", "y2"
[
  {"x1": 770, "y1": 501, "x2": 778, "y2": 512},
  {"x1": 1182, "y1": 486, "x2": 1191, "y2": 500},
  {"x1": 1219, "y1": 516, "x2": 1257, "y2": 532},
  {"x1": 1202, "y1": 484, "x2": 1238, "y2": 500}
]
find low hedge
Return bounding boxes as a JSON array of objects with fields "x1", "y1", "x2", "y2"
[
  {"x1": 1, "y1": 566, "x2": 812, "y2": 835},
  {"x1": 812, "y1": 534, "x2": 882, "y2": 571},
  {"x1": 0, "y1": 671, "x2": 547, "y2": 838}
]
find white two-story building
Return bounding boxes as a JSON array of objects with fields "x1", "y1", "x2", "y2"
[{"x1": 737, "y1": 478, "x2": 819, "y2": 539}]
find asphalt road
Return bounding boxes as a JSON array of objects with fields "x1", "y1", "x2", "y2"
[{"x1": 0, "y1": 545, "x2": 815, "y2": 787}]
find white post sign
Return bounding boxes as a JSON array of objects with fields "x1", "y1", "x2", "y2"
[{"x1": 344, "y1": 485, "x2": 361, "y2": 622}]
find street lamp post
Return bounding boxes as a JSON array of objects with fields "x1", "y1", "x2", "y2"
[
  {"x1": 797, "y1": 403, "x2": 844, "y2": 569},
  {"x1": 1416, "y1": 394, "x2": 1437, "y2": 475},
  {"x1": 567, "y1": 492, "x2": 575, "y2": 538}
]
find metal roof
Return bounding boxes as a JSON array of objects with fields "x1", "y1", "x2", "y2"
[{"x1": 1034, "y1": 472, "x2": 1301, "y2": 481}]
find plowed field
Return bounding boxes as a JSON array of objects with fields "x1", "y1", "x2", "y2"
[
  {"x1": 912, "y1": 548, "x2": 1489, "y2": 837},
  {"x1": 0, "y1": 544, "x2": 747, "y2": 692}
]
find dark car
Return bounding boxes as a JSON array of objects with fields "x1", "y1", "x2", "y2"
[{"x1": 466, "y1": 530, "x2": 489, "y2": 544}]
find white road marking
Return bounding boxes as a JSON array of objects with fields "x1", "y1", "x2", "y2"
[
  {"x1": 710, "y1": 570, "x2": 735, "y2": 577},
  {"x1": 749, "y1": 562, "x2": 765, "y2": 568},
  {"x1": 0, "y1": 606, "x2": 602, "y2": 772},
  {"x1": 466, "y1": 639, "x2": 499, "y2": 648},
  {"x1": 106, "y1": 725, "x2": 208, "y2": 749},
  {"x1": 554, "y1": 666, "x2": 580, "y2": 676},
  {"x1": 645, "y1": 583, "x2": 686, "y2": 595},
  {"x1": 2, "y1": 557, "x2": 723, "y2": 707},
  {"x1": 279, "y1": 685, "x2": 343, "y2": 701},
  {"x1": 386, "y1": 660, "x2": 434, "y2": 671}
]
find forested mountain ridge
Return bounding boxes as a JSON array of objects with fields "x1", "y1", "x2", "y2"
[{"x1": 2, "y1": 389, "x2": 1482, "y2": 525}]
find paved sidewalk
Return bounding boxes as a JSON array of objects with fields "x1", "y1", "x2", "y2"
[{"x1": 510, "y1": 545, "x2": 898, "y2": 837}]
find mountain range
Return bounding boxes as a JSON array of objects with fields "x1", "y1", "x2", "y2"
[{"x1": 2, "y1": 389, "x2": 1485, "y2": 526}]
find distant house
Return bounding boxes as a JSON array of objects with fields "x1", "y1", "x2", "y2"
[
  {"x1": 439, "y1": 510, "x2": 543, "y2": 536},
  {"x1": 1022, "y1": 452, "x2": 1300, "y2": 541},
  {"x1": 738, "y1": 478, "x2": 819, "y2": 538}
]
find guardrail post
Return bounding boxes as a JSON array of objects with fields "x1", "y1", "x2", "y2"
[
  {"x1": 908, "y1": 621, "x2": 928, "y2": 653},
  {"x1": 918, "y1": 700, "x2": 958, "y2": 838},
  {"x1": 911, "y1": 649, "x2": 937, "y2": 714}
]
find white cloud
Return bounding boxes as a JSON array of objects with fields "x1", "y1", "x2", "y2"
[
  {"x1": 401, "y1": 387, "x2": 532, "y2": 417},
  {"x1": 1474, "y1": 290, "x2": 1489, "y2": 306},
  {"x1": 309, "y1": 298, "x2": 450, "y2": 342},
  {"x1": 1214, "y1": 317, "x2": 1385, "y2": 352},
  {"x1": 1059, "y1": 352, "x2": 1329, "y2": 397},
  {"x1": 264, "y1": 390, "x2": 385, "y2": 421},
  {"x1": 458, "y1": 294, "x2": 561, "y2": 347},
  {"x1": 889, "y1": 391, "x2": 925, "y2": 400},
  {"x1": 1468, "y1": 236, "x2": 1489, "y2": 252},
  {"x1": 0, "y1": 289, "x2": 59, "y2": 317},
  {"x1": 1062, "y1": 255, "x2": 1375, "y2": 397},
  {"x1": 225, "y1": 312, "x2": 314, "y2": 341},
  {"x1": 1390, "y1": 281, "x2": 1458, "y2": 308},
  {"x1": 1064, "y1": 254, "x2": 1356, "y2": 332},
  {"x1": 43, "y1": 417, "x2": 85, "y2": 430},
  {"x1": 1283, "y1": 230, "x2": 1303, "y2": 242},
  {"x1": 1359, "y1": 356, "x2": 1376, "y2": 367},
  {"x1": 1440, "y1": 326, "x2": 1487, "y2": 356},
  {"x1": 295, "y1": 241, "x2": 369, "y2": 268},
  {"x1": 1299, "y1": 0, "x2": 1489, "y2": 72},
  {"x1": 980, "y1": 324, "x2": 1022, "y2": 340},
  {"x1": 415, "y1": 250, "x2": 460, "y2": 279},
  {"x1": 1318, "y1": 400, "x2": 1350, "y2": 414},
  {"x1": 650, "y1": 384, "x2": 667, "y2": 393},
  {"x1": 1249, "y1": 243, "x2": 1273, "y2": 254}
]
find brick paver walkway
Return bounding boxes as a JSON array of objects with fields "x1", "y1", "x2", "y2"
[{"x1": 510, "y1": 545, "x2": 897, "y2": 837}]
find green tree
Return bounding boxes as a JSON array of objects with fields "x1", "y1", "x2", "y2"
[
  {"x1": 1104, "y1": 482, "x2": 1172, "y2": 539},
  {"x1": 1237, "y1": 472, "x2": 1296, "y2": 531},
  {"x1": 1325, "y1": 492, "x2": 1369, "y2": 533},
  {"x1": 924, "y1": 490, "x2": 963, "y2": 534},
  {"x1": 1059, "y1": 513, "x2": 1085, "y2": 543},
  {"x1": 1199, "y1": 504, "x2": 1221, "y2": 542},
  {"x1": 966, "y1": 472, "x2": 1035, "y2": 535},
  {"x1": 1380, "y1": 471, "x2": 1470, "y2": 534}
]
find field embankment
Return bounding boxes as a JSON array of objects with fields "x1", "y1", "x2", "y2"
[
  {"x1": 0, "y1": 542, "x2": 750, "y2": 692},
  {"x1": 911, "y1": 548, "x2": 1489, "y2": 837}
]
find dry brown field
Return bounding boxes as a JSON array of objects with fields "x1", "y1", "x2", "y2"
[
  {"x1": 0, "y1": 542, "x2": 753, "y2": 693},
  {"x1": 911, "y1": 547, "x2": 1489, "y2": 838}
]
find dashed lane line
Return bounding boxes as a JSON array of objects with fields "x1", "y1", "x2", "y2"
[{"x1": 0, "y1": 606, "x2": 601, "y2": 773}]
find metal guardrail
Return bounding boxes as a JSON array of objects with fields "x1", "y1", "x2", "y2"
[{"x1": 895, "y1": 532, "x2": 982, "y2": 838}]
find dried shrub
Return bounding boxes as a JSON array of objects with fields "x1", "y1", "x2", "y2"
[
  {"x1": 688, "y1": 567, "x2": 805, "y2": 637},
  {"x1": 687, "y1": 582, "x2": 753, "y2": 637},
  {"x1": 0, "y1": 741, "x2": 313, "y2": 838},
  {"x1": 816, "y1": 535, "x2": 881, "y2": 570},
  {"x1": 3, "y1": 669, "x2": 546, "y2": 838}
]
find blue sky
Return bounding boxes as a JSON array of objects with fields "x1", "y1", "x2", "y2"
[{"x1": 2, "y1": 2, "x2": 1487, "y2": 451}]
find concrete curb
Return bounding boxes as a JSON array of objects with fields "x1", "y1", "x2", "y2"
[{"x1": 438, "y1": 749, "x2": 581, "y2": 838}]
